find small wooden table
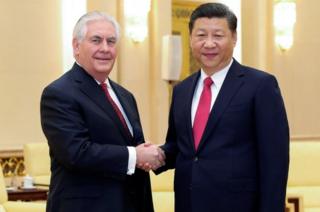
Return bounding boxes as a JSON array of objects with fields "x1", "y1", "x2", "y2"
[{"x1": 7, "y1": 187, "x2": 48, "y2": 201}]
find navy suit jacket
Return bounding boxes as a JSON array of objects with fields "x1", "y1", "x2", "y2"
[
  {"x1": 41, "y1": 63, "x2": 153, "y2": 212},
  {"x1": 158, "y1": 60, "x2": 289, "y2": 212}
]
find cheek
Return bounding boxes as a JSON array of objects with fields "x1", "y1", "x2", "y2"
[
  {"x1": 226, "y1": 44, "x2": 235, "y2": 54},
  {"x1": 74, "y1": 48, "x2": 79, "y2": 56},
  {"x1": 191, "y1": 43, "x2": 201, "y2": 54},
  {"x1": 111, "y1": 48, "x2": 117, "y2": 57}
]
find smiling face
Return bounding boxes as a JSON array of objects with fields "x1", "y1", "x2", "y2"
[
  {"x1": 190, "y1": 17, "x2": 237, "y2": 75},
  {"x1": 73, "y1": 19, "x2": 117, "y2": 82}
]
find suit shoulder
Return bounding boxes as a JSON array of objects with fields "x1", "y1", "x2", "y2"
[
  {"x1": 240, "y1": 65, "x2": 280, "y2": 92},
  {"x1": 242, "y1": 65, "x2": 275, "y2": 80},
  {"x1": 174, "y1": 71, "x2": 199, "y2": 90},
  {"x1": 43, "y1": 70, "x2": 73, "y2": 92}
]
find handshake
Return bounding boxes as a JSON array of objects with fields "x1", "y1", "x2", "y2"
[{"x1": 135, "y1": 143, "x2": 166, "y2": 172}]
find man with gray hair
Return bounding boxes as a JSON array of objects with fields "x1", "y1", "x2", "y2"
[{"x1": 41, "y1": 11, "x2": 163, "y2": 212}]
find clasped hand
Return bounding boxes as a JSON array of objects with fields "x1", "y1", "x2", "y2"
[{"x1": 136, "y1": 143, "x2": 165, "y2": 172}]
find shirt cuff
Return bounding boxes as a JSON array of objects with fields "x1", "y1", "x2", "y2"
[{"x1": 127, "y1": 146, "x2": 136, "y2": 175}]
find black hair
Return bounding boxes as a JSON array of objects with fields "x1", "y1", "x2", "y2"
[{"x1": 189, "y1": 3, "x2": 237, "y2": 34}]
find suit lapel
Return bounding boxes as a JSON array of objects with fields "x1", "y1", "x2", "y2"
[
  {"x1": 71, "y1": 64, "x2": 133, "y2": 144},
  {"x1": 109, "y1": 80, "x2": 137, "y2": 142},
  {"x1": 197, "y1": 60, "x2": 245, "y2": 151}
]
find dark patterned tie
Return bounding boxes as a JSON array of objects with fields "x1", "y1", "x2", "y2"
[{"x1": 100, "y1": 83, "x2": 132, "y2": 139}]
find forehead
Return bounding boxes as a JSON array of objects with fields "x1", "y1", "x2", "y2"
[
  {"x1": 193, "y1": 17, "x2": 229, "y2": 32},
  {"x1": 85, "y1": 20, "x2": 116, "y2": 37}
]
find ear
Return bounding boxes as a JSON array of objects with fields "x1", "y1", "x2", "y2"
[
  {"x1": 72, "y1": 38, "x2": 80, "y2": 56},
  {"x1": 232, "y1": 31, "x2": 237, "y2": 46},
  {"x1": 189, "y1": 34, "x2": 193, "y2": 48}
]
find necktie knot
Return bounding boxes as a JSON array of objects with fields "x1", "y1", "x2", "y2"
[
  {"x1": 204, "y1": 77, "x2": 213, "y2": 87},
  {"x1": 100, "y1": 82, "x2": 107, "y2": 91}
]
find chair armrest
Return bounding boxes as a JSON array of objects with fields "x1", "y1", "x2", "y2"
[
  {"x1": 286, "y1": 193, "x2": 304, "y2": 212},
  {"x1": 3, "y1": 201, "x2": 46, "y2": 212},
  {"x1": 286, "y1": 202, "x2": 295, "y2": 212}
]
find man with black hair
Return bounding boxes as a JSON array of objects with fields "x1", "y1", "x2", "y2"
[{"x1": 156, "y1": 3, "x2": 289, "y2": 212}]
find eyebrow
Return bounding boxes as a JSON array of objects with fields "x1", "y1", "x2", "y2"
[
  {"x1": 195, "y1": 28, "x2": 225, "y2": 33},
  {"x1": 91, "y1": 35, "x2": 102, "y2": 39},
  {"x1": 107, "y1": 36, "x2": 117, "y2": 40},
  {"x1": 89, "y1": 35, "x2": 117, "y2": 41}
]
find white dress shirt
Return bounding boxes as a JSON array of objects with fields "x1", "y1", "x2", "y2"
[
  {"x1": 97, "y1": 79, "x2": 136, "y2": 175},
  {"x1": 191, "y1": 59, "x2": 233, "y2": 126}
]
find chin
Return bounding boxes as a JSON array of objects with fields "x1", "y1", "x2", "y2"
[
  {"x1": 203, "y1": 63, "x2": 217, "y2": 70},
  {"x1": 95, "y1": 65, "x2": 112, "y2": 72}
]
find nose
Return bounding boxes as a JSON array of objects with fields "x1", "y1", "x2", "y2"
[
  {"x1": 204, "y1": 37, "x2": 216, "y2": 48},
  {"x1": 100, "y1": 40, "x2": 109, "y2": 51}
]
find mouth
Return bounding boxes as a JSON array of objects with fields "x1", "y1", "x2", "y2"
[
  {"x1": 95, "y1": 57, "x2": 111, "y2": 60},
  {"x1": 95, "y1": 57, "x2": 112, "y2": 63},
  {"x1": 202, "y1": 52, "x2": 218, "y2": 59}
]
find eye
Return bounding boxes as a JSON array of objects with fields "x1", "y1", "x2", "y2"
[
  {"x1": 214, "y1": 34, "x2": 224, "y2": 38},
  {"x1": 196, "y1": 33, "x2": 206, "y2": 37},
  {"x1": 91, "y1": 37, "x2": 102, "y2": 44},
  {"x1": 107, "y1": 38, "x2": 117, "y2": 46}
]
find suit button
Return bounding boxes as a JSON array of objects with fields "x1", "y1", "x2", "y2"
[{"x1": 194, "y1": 157, "x2": 198, "y2": 162}]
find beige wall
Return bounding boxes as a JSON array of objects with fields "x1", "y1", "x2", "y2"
[
  {"x1": 242, "y1": 0, "x2": 320, "y2": 140},
  {"x1": 0, "y1": 0, "x2": 62, "y2": 149},
  {"x1": 1, "y1": 0, "x2": 320, "y2": 150},
  {"x1": 148, "y1": 0, "x2": 172, "y2": 144},
  {"x1": 0, "y1": 0, "x2": 171, "y2": 150}
]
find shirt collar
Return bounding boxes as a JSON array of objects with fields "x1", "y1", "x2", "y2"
[
  {"x1": 76, "y1": 61, "x2": 111, "y2": 88},
  {"x1": 199, "y1": 59, "x2": 233, "y2": 88},
  {"x1": 95, "y1": 78, "x2": 111, "y2": 89}
]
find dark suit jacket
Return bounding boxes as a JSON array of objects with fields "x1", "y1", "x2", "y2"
[
  {"x1": 158, "y1": 59, "x2": 289, "y2": 212},
  {"x1": 40, "y1": 63, "x2": 154, "y2": 212}
]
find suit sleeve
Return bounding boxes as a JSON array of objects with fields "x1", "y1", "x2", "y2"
[
  {"x1": 155, "y1": 87, "x2": 179, "y2": 174},
  {"x1": 40, "y1": 85, "x2": 129, "y2": 178},
  {"x1": 254, "y1": 75, "x2": 290, "y2": 212}
]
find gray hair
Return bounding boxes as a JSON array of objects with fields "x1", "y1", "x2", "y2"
[{"x1": 73, "y1": 11, "x2": 120, "y2": 42}]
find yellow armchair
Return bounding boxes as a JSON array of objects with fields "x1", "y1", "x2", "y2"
[
  {"x1": 23, "y1": 142, "x2": 51, "y2": 186},
  {"x1": 0, "y1": 165, "x2": 46, "y2": 212},
  {"x1": 150, "y1": 169, "x2": 175, "y2": 212},
  {"x1": 287, "y1": 141, "x2": 320, "y2": 212}
]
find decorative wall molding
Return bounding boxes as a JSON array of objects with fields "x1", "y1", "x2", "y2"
[
  {"x1": 0, "y1": 149, "x2": 25, "y2": 177},
  {"x1": 291, "y1": 135, "x2": 320, "y2": 141},
  {"x1": 0, "y1": 149, "x2": 23, "y2": 158}
]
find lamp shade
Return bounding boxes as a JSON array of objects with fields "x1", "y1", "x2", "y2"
[{"x1": 161, "y1": 35, "x2": 182, "y2": 81}]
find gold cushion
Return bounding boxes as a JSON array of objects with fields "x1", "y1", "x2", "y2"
[
  {"x1": 23, "y1": 143, "x2": 50, "y2": 183},
  {"x1": 287, "y1": 187, "x2": 320, "y2": 207},
  {"x1": 3, "y1": 201, "x2": 46, "y2": 212},
  {"x1": 152, "y1": 192, "x2": 174, "y2": 212},
  {"x1": 288, "y1": 141, "x2": 320, "y2": 186},
  {"x1": 150, "y1": 169, "x2": 174, "y2": 191},
  {"x1": 305, "y1": 208, "x2": 320, "y2": 212},
  {"x1": 0, "y1": 166, "x2": 8, "y2": 203},
  {"x1": 151, "y1": 169, "x2": 174, "y2": 212},
  {"x1": 287, "y1": 141, "x2": 320, "y2": 211}
]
